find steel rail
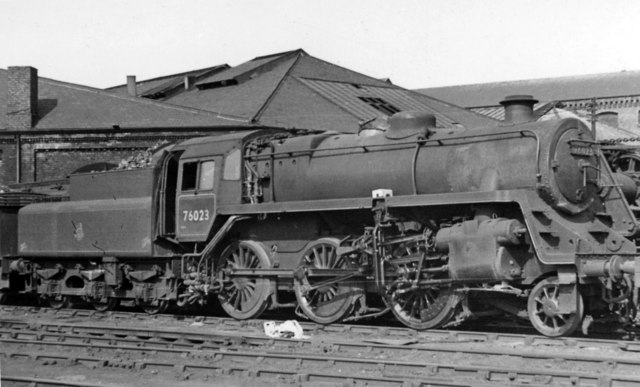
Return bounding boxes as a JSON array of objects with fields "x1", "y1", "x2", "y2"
[
  {"x1": 0, "y1": 349, "x2": 486, "y2": 387},
  {"x1": 4, "y1": 335, "x2": 638, "y2": 387},
  {"x1": 0, "y1": 376, "x2": 106, "y2": 387},
  {"x1": 2, "y1": 305, "x2": 638, "y2": 352},
  {"x1": 3, "y1": 323, "x2": 640, "y2": 374},
  {"x1": 3, "y1": 322, "x2": 640, "y2": 385},
  {"x1": 3, "y1": 326, "x2": 640, "y2": 375}
]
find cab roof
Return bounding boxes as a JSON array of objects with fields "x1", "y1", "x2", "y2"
[{"x1": 174, "y1": 129, "x2": 283, "y2": 159}]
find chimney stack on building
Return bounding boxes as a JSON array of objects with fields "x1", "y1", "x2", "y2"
[
  {"x1": 184, "y1": 75, "x2": 195, "y2": 90},
  {"x1": 126, "y1": 75, "x2": 137, "y2": 97},
  {"x1": 7, "y1": 66, "x2": 38, "y2": 129}
]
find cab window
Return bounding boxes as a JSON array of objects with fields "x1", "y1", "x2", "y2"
[
  {"x1": 199, "y1": 161, "x2": 215, "y2": 190},
  {"x1": 181, "y1": 160, "x2": 215, "y2": 191},
  {"x1": 181, "y1": 162, "x2": 198, "y2": 191},
  {"x1": 223, "y1": 149, "x2": 241, "y2": 180}
]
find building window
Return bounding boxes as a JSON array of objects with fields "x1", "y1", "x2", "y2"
[
  {"x1": 358, "y1": 96, "x2": 401, "y2": 115},
  {"x1": 596, "y1": 111, "x2": 619, "y2": 128}
]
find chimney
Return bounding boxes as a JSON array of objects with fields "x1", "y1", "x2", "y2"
[
  {"x1": 500, "y1": 95, "x2": 538, "y2": 124},
  {"x1": 7, "y1": 66, "x2": 38, "y2": 129},
  {"x1": 126, "y1": 75, "x2": 137, "y2": 96},
  {"x1": 184, "y1": 75, "x2": 194, "y2": 90}
]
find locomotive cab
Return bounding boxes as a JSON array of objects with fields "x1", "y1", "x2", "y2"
[{"x1": 163, "y1": 130, "x2": 267, "y2": 242}]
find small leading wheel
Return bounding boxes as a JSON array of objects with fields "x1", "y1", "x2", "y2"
[
  {"x1": 387, "y1": 286, "x2": 461, "y2": 330},
  {"x1": 91, "y1": 297, "x2": 120, "y2": 312},
  {"x1": 217, "y1": 240, "x2": 272, "y2": 320},
  {"x1": 139, "y1": 300, "x2": 169, "y2": 315},
  {"x1": 294, "y1": 238, "x2": 360, "y2": 324},
  {"x1": 527, "y1": 277, "x2": 584, "y2": 337}
]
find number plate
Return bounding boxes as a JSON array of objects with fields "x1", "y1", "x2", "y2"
[
  {"x1": 177, "y1": 194, "x2": 216, "y2": 240},
  {"x1": 569, "y1": 144, "x2": 595, "y2": 157}
]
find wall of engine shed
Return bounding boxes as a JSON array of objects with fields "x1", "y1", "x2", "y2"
[{"x1": 271, "y1": 132, "x2": 539, "y2": 202}]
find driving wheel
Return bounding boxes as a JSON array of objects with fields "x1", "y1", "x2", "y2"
[
  {"x1": 386, "y1": 241, "x2": 460, "y2": 330},
  {"x1": 218, "y1": 240, "x2": 272, "y2": 320},
  {"x1": 294, "y1": 238, "x2": 360, "y2": 324}
]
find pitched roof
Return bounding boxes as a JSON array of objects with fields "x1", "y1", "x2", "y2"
[
  {"x1": 416, "y1": 70, "x2": 640, "y2": 108},
  {"x1": 117, "y1": 50, "x2": 495, "y2": 132},
  {"x1": 470, "y1": 101, "x2": 555, "y2": 121},
  {"x1": 196, "y1": 50, "x2": 302, "y2": 88},
  {"x1": 1, "y1": 68, "x2": 250, "y2": 131},
  {"x1": 168, "y1": 54, "x2": 301, "y2": 119}
]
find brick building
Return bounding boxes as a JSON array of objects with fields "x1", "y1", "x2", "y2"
[
  {"x1": 1, "y1": 49, "x2": 494, "y2": 187},
  {"x1": 416, "y1": 70, "x2": 640, "y2": 138},
  {"x1": 0, "y1": 67, "x2": 251, "y2": 187}
]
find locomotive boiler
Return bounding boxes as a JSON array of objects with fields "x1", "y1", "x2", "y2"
[{"x1": 1, "y1": 95, "x2": 640, "y2": 337}]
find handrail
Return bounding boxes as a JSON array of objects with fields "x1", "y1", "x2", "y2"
[{"x1": 244, "y1": 129, "x2": 540, "y2": 162}]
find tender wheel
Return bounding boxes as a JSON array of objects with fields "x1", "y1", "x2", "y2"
[
  {"x1": 139, "y1": 300, "x2": 169, "y2": 315},
  {"x1": 0, "y1": 291, "x2": 8, "y2": 304},
  {"x1": 294, "y1": 238, "x2": 360, "y2": 324},
  {"x1": 218, "y1": 240, "x2": 272, "y2": 320},
  {"x1": 387, "y1": 286, "x2": 461, "y2": 330},
  {"x1": 91, "y1": 297, "x2": 120, "y2": 312},
  {"x1": 527, "y1": 277, "x2": 583, "y2": 337},
  {"x1": 46, "y1": 295, "x2": 70, "y2": 309}
]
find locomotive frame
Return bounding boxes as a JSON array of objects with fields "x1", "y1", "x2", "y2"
[{"x1": 2, "y1": 106, "x2": 640, "y2": 337}]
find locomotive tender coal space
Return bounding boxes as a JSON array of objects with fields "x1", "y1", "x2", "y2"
[{"x1": 2, "y1": 97, "x2": 640, "y2": 337}]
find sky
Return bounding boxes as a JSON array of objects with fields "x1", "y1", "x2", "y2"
[{"x1": 2, "y1": 0, "x2": 640, "y2": 90}]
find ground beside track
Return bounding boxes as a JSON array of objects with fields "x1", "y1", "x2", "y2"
[{"x1": 2, "y1": 306, "x2": 640, "y2": 387}]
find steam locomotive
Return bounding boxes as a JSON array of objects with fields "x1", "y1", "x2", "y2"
[{"x1": 2, "y1": 95, "x2": 639, "y2": 337}]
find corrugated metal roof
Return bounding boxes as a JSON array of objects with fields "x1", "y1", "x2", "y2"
[
  {"x1": 470, "y1": 101, "x2": 550, "y2": 121},
  {"x1": 416, "y1": 70, "x2": 640, "y2": 108},
  {"x1": 299, "y1": 78, "x2": 459, "y2": 127}
]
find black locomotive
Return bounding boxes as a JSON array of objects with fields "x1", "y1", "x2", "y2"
[{"x1": 2, "y1": 96, "x2": 639, "y2": 337}]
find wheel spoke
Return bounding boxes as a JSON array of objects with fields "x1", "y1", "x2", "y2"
[
  {"x1": 294, "y1": 239, "x2": 358, "y2": 324},
  {"x1": 527, "y1": 277, "x2": 583, "y2": 337}
]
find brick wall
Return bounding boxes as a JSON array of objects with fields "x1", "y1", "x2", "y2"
[
  {"x1": 564, "y1": 96, "x2": 640, "y2": 134},
  {"x1": 0, "y1": 131, "x2": 205, "y2": 186},
  {"x1": 34, "y1": 147, "x2": 146, "y2": 181}
]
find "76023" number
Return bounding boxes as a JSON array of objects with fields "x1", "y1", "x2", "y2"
[{"x1": 182, "y1": 209, "x2": 210, "y2": 222}]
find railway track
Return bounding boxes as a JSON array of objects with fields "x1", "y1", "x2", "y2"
[
  {"x1": 2, "y1": 305, "x2": 640, "y2": 350},
  {"x1": 2, "y1": 306, "x2": 640, "y2": 386}
]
